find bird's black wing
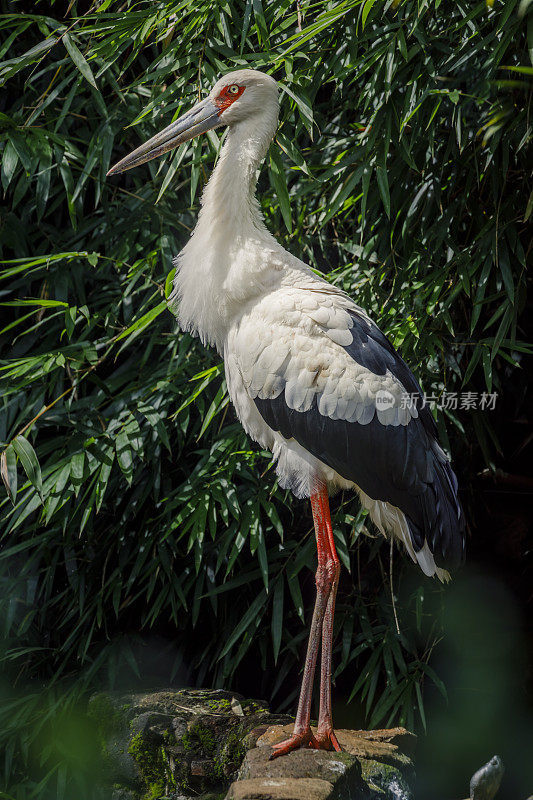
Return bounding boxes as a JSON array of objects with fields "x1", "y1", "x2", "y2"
[{"x1": 253, "y1": 310, "x2": 465, "y2": 570}]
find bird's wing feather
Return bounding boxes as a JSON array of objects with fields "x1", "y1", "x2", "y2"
[{"x1": 229, "y1": 287, "x2": 464, "y2": 569}]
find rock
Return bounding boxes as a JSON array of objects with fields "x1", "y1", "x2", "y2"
[
  {"x1": 231, "y1": 697, "x2": 245, "y2": 717},
  {"x1": 112, "y1": 789, "x2": 138, "y2": 800},
  {"x1": 91, "y1": 689, "x2": 415, "y2": 800},
  {"x1": 470, "y1": 756, "x2": 504, "y2": 800},
  {"x1": 233, "y1": 724, "x2": 415, "y2": 799},
  {"x1": 87, "y1": 692, "x2": 143, "y2": 790},
  {"x1": 256, "y1": 726, "x2": 416, "y2": 761},
  {"x1": 89, "y1": 688, "x2": 292, "y2": 799},
  {"x1": 191, "y1": 759, "x2": 215, "y2": 777},
  {"x1": 239, "y1": 745, "x2": 358, "y2": 783},
  {"x1": 227, "y1": 777, "x2": 334, "y2": 800}
]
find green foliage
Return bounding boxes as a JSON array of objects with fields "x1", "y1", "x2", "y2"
[{"x1": 0, "y1": 0, "x2": 532, "y2": 796}]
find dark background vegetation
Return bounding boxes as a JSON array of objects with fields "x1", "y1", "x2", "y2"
[{"x1": 0, "y1": 0, "x2": 532, "y2": 797}]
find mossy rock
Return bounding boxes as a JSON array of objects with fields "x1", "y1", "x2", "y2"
[
  {"x1": 213, "y1": 723, "x2": 248, "y2": 779},
  {"x1": 205, "y1": 698, "x2": 233, "y2": 713},
  {"x1": 359, "y1": 757, "x2": 413, "y2": 799},
  {"x1": 178, "y1": 715, "x2": 250, "y2": 789},
  {"x1": 128, "y1": 731, "x2": 176, "y2": 800},
  {"x1": 111, "y1": 789, "x2": 138, "y2": 800},
  {"x1": 182, "y1": 720, "x2": 218, "y2": 757},
  {"x1": 91, "y1": 689, "x2": 291, "y2": 798},
  {"x1": 91, "y1": 690, "x2": 416, "y2": 800},
  {"x1": 236, "y1": 725, "x2": 415, "y2": 800},
  {"x1": 88, "y1": 692, "x2": 142, "y2": 790}
]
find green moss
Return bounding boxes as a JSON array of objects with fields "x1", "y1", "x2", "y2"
[
  {"x1": 226, "y1": 727, "x2": 246, "y2": 767},
  {"x1": 240, "y1": 699, "x2": 268, "y2": 715},
  {"x1": 128, "y1": 732, "x2": 173, "y2": 800},
  {"x1": 167, "y1": 754, "x2": 191, "y2": 795},
  {"x1": 359, "y1": 758, "x2": 412, "y2": 799},
  {"x1": 182, "y1": 722, "x2": 216, "y2": 756},
  {"x1": 162, "y1": 729, "x2": 174, "y2": 746},
  {"x1": 206, "y1": 698, "x2": 232, "y2": 712},
  {"x1": 213, "y1": 725, "x2": 246, "y2": 779},
  {"x1": 203, "y1": 696, "x2": 268, "y2": 716},
  {"x1": 334, "y1": 751, "x2": 358, "y2": 769},
  {"x1": 180, "y1": 719, "x2": 247, "y2": 783}
]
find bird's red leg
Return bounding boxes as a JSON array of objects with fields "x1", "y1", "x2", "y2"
[
  {"x1": 315, "y1": 489, "x2": 341, "y2": 751},
  {"x1": 270, "y1": 485, "x2": 338, "y2": 759}
]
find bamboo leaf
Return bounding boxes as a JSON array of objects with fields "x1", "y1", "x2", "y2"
[
  {"x1": 269, "y1": 147, "x2": 292, "y2": 232},
  {"x1": 362, "y1": 0, "x2": 378, "y2": 28},
  {"x1": 63, "y1": 34, "x2": 97, "y2": 89},
  {"x1": 1, "y1": 139, "x2": 19, "y2": 191},
  {"x1": 12, "y1": 436, "x2": 42, "y2": 500},
  {"x1": 1, "y1": 445, "x2": 18, "y2": 504},
  {"x1": 115, "y1": 301, "x2": 167, "y2": 345},
  {"x1": 271, "y1": 579, "x2": 283, "y2": 663},
  {"x1": 376, "y1": 166, "x2": 390, "y2": 218},
  {"x1": 219, "y1": 589, "x2": 267, "y2": 658}
]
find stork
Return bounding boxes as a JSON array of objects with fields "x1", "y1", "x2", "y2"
[{"x1": 108, "y1": 69, "x2": 465, "y2": 758}]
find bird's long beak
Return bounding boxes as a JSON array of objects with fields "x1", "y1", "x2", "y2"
[{"x1": 107, "y1": 97, "x2": 221, "y2": 176}]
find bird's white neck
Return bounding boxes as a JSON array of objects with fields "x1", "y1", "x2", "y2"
[
  {"x1": 170, "y1": 106, "x2": 280, "y2": 351},
  {"x1": 197, "y1": 122, "x2": 269, "y2": 233}
]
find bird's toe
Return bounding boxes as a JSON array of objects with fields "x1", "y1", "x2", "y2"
[
  {"x1": 269, "y1": 729, "x2": 319, "y2": 759},
  {"x1": 313, "y1": 728, "x2": 341, "y2": 752}
]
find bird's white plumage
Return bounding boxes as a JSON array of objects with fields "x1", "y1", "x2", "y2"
[
  {"x1": 228, "y1": 288, "x2": 415, "y2": 428},
  {"x1": 168, "y1": 69, "x2": 447, "y2": 579}
]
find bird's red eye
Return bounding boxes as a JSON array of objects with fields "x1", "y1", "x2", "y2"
[{"x1": 214, "y1": 83, "x2": 245, "y2": 114}]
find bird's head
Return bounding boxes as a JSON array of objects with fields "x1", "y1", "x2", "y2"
[{"x1": 107, "y1": 69, "x2": 278, "y2": 176}]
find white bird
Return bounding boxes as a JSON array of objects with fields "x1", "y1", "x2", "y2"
[{"x1": 108, "y1": 68, "x2": 465, "y2": 758}]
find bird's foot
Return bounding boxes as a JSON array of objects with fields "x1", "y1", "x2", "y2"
[
  {"x1": 314, "y1": 727, "x2": 341, "y2": 752},
  {"x1": 269, "y1": 729, "x2": 318, "y2": 759},
  {"x1": 269, "y1": 727, "x2": 341, "y2": 759}
]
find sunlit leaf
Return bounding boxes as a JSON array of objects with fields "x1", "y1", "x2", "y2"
[
  {"x1": 63, "y1": 34, "x2": 97, "y2": 89},
  {"x1": 1, "y1": 445, "x2": 18, "y2": 505},
  {"x1": 11, "y1": 436, "x2": 42, "y2": 500}
]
